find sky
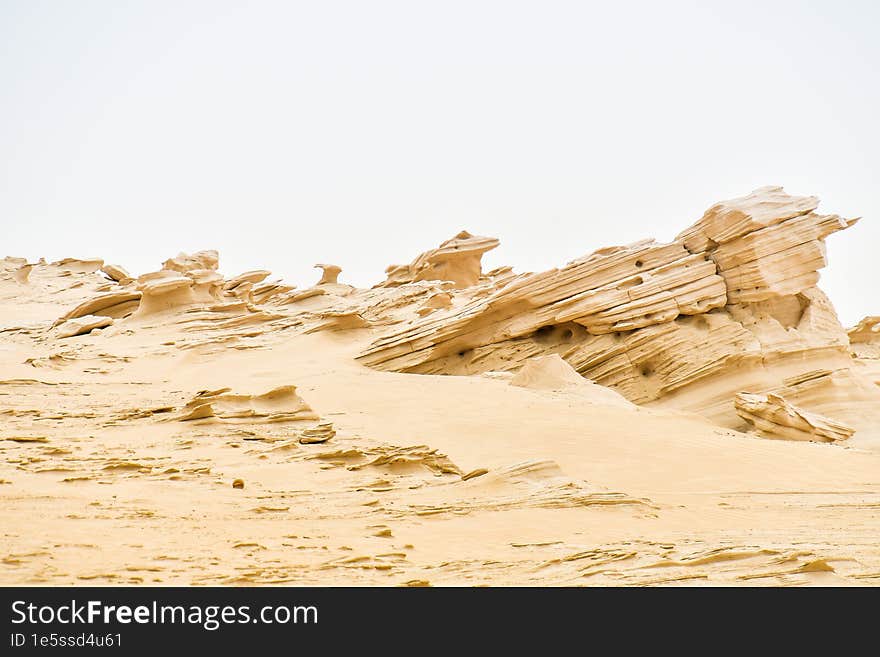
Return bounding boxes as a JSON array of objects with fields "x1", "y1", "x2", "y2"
[{"x1": 1, "y1": 0, "x2": 877, "y2": 325}]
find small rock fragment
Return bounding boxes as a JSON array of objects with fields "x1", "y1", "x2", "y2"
[
  {"x1": 461, "y1": 468, "x2": 489, "y2": 481},
  {"x1": 299, "y1": 422, "x2": 336, "y2": 444}
]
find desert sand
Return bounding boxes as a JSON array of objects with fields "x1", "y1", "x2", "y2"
[{"x1": 2, "y1": 186, "x2": 879, "y2": 586}]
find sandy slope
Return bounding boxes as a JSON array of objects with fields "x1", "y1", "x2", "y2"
[{"x1": 2, "y1": 260, "x2": 879, "y2": 586}]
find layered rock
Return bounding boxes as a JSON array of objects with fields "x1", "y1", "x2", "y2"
[
  {"x1": 849, "y1": 316, "x2": 880, "y2": 348},
  {"x1": 55, "y1": 314, "x2": 114, "y2": 338},
  {"x1": 382, "y1": 231, "x2": 500, "y2": 289},
  {"x1": 101, "y1": 264, "x2": 132, "y2": 284},
  {"x1": 134, "y1": 271, "x2": 199, "y2": 316},
  {"x1": 54, "y1": 250, "x2": 233, "y2": 323},
  {"x1": 251, "y1": 280, "x2": 296, "y2": 304},
  {"x1": 678, "y1": 186, "x2": 857, "y2": 304},
  {"x1": 359, "y1": 238, "x2": 727, "y2": 373},
  {"x1": 177, "y1": 385, "x2": 319, "y2": 423},
  {"x1": 13, "y1": 263, "x2": 32, "y2": 284},
  {"x1": 186, "y1": 269, "x2": 224, "y2": 302},
  {"x1": 51, "y1": 257, "x2": 104, "y2": 274},
  {"x1": 764, "y1": 369, "x2": 880, "y2": 435},
  {"x1": 55, "y1": 290, "x2": 142, "y2": 325},
  {"x1": 1, "y1": 258, "x2": 35, "y2": 284},
  {"x1": 162, "y1": 250, "x2": 219, "y2": 273},
  {"x1": 417, "y1": 292, "x2": 453, "y2": 316},
  {"x1": 224, "y1": 270, "x2": 270, "y2": 292},
  {"x1": 305, "y1": 310, "x2": 369, "y2": 333},
  {"x1": 850, "y1": 317, "x2": 880, "y2": 387},
  {"x1": 314, "y1": 264, "x2": 342, "y2": 285},
  {"x1": 358, "y1": 186, "x2": 879, "y2": 436},
  {"x1": 735, "y1": 392, "x2": 855, "y2": 442}
]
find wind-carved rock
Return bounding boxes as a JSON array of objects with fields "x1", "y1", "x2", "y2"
[
  {"x1": 849, "y1": 317, "x2": 880, "y2": 345},
  {"x1": 314, "y1": 264, "x2": 342, "y2": 285},
  {"x1": 735, "y1": 392, "x2": 855, "y2": 442},
  {"x1": 101, "y1": 264, "x2": 132, "y2": 285},
  {"x1": 382, "y1": 231, "x2": 500, "y2": 289},
  {"x1": 849, "y1": 317, "x2": 880, "y2": 391},
  {"x1": 358, "y1": 187, "x2": 879, "y2": 440},
  {"x1": 162, "y1": 250, "x2": 219, "y2": 273},
  {"x1": 678, "y1": 186, "x2": 858, "y2": 303}
]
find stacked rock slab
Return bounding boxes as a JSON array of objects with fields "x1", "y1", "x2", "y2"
[
  {"x1": 849, "y1": 317, "x2": 880, "y2": 393},
  {"x1": 734, "y1": 391, "x2": 855, "y2": 442},
  {"x1": 358, "y1": 187, "x2": 880, "y2": 438},
  {"x1": 54, "y1": 250, "x2": 231, "y2": 322},
  {"x1": 382, "y1": 231, "x2": 500, "y2": 289},
  {"x1": 677, "y1": 186, "x2": 858, "y2": 303},
  {"x1": 849, "y1": 316, "x2": 880, "y2": 362}
]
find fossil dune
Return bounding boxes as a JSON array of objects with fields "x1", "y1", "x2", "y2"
[{"x1": 1, "y1": 186, "x2": 879, "y2": 586}]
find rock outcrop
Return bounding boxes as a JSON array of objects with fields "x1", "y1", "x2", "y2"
[
  {"x1": 358, "y1": 187, "x2": 879, "y2": 438},
  {"x1": 850, "y1": 316, "x2": 880, "y2": 347},
  {"x1": 14, "y1": 264, "x2": 33, "y2": 284},
  {"x1": 55, "y1": 291, "x2": 142, "y2": 325},
  {"x1": 51, "y1": 257, "x2": 104, "y2": 274},
  {"x1": 52, "y1": 250, "x2": 254, "y2": 323},
  {"x1": 29, "y1": 187, "x2": 878, "y2": 445},
  {"x1": 382, "y1": 231, "x2": 500, "y2": 289},
  {"x1": 55, "y1": 314, "x2": 114, "y2": 338},
  {"x1": 177, "y1": 385, "x2": 319, "y2": 423},
  {"x1": 101, "y1": 264, "x2": 132, "y2": 284},
  {"x1": 134, "y1": 272, "x2": 200, "y2": 316},
  {"x1": 677, "y1": 186, "x2": 857, "y2": 303},
  {"x1": 162, "y1": 250, "x2": 219, "y2": 273},
  {"x1": 850, "y1": 317, "x2": 880, "y2": 387},
  {"x1": 735, "y1": 391, "x2": 855, "y2": 442},
  {"x1": 224, "y1": 270, "x2": 270, "y2": 292},
  {"x1": 314, "y1": 264, "x2": 342, "y2": 285}
]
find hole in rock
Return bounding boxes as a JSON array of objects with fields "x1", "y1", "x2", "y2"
[{"x1": 618, "y1": 276, "x2": 643, "y2": 290}]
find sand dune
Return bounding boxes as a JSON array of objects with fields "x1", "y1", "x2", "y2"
[{"x1": 1, "y1": 186, "x2": 879, "y2": 586}]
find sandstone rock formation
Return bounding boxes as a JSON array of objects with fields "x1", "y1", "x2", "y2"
[
  {"x1": 54, "y1": 250, "x2": 259, "y2": 323},
  {"x1": 101, "y1": 264, "x2": 132, "y2": 284},
  {"x1": 315, "y1": 264, "x2": 342, "y2": 285},
  {"x1": 850, "y1": 317, "x2": 880, "y2": 386},
  {"x1": 177, "y1": 385, "x2": 319, "y2": 423},
  {"x1": 134, "y1": 272, "x2": 200, "y2": 316},
  {"x1": 677, "y1": 186, "x2": 857, "y2": 303},
  {"x1": 4, "y1": 184, "x2": 880, "y2": 588},
  {"x1": 14, "y1": 264, "x2": 33, "y2": 284},
  {"x1": 55, "y1": 290, "x2": 142, "y2": 325},
  {"x1": 358, "y1": 186, "x2": 879, "y2": 441},
  {"x1": 162, "y1": 250, "x2": 219, "y2": 273},
  {"x1": 21, "y1": 187, "x2": 879, "y2": 447},
  {"x1": 224, "y1": 270, "x2": 271, "y2": 292},
  {"x1": 305, "y1": 310, "x2": 369, "y2": 333},
  {"x1": 735, "y1": 392, "x2": 855, "y2": 442},
  {"x1": 417, "y1": 292, "x2": 453, "y2": 316},
  {"x1": 55, "y1": 314, "x2": 114, "y2": 339},
  {"x1": 850, "y1": 316, "x2": 880, "y2": 348},
  {"x1": 382, "y1": 231, "x2": 500, "y2": 289},
  {"x1": 52, "y1": 257, "x2": 104, "y2": 273},
  {"x1": 1, "y1": 258, "x2": 35, "y2": 284}
]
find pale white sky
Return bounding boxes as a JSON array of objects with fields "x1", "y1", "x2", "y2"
[{"x1": 2, "y1": 1, "x2": 877, "y2": 325}]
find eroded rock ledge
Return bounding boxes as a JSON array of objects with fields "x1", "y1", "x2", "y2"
[{"x1": 357, "y1": 186, "x2": 878, "y2": 440}]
